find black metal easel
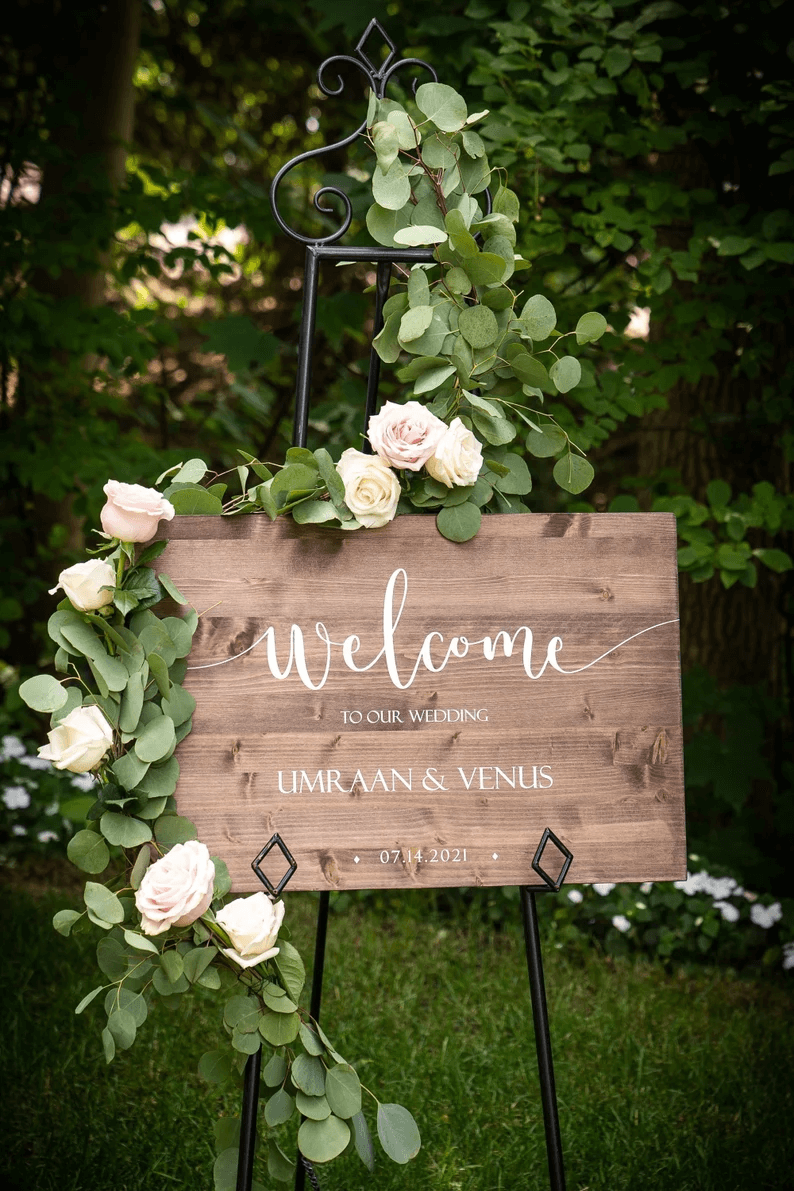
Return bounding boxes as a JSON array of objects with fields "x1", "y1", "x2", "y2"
[{"x1": 234, "y1": 23, "x2": 574, "y2": 1191}]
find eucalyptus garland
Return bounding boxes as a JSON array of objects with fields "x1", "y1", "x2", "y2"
[
  {"x1": 162, "y1": 83, "x2": 606, "y2": 542},
  {"x1": 21, "y1": 479, "x2": 420, "y2": 1183},
  {"x1": 20, "y1": 79, "x2": 611, "y2": 1187}
]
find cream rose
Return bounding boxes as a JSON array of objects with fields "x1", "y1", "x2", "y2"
[
  {"x1": 49, "y1": 559, "x2": 116, "y2": 611},
  {"x1": 37, "y1": 705, "x2": 113, "y2": 773},
  {"x1": 135, "y1": 840, "x2": 216, "y2": 936},
  {"x1": 215, "y1": 892, "x2": 285, "y2": 969},
  {"x1": 425, "y1": 417, "x2": 484, "y2": 488},
  {"x1": 366, "y1": 400, "x2": 447, "y2": 471},
  {"x1": 100, "y1": 480, "x2": 175, "y2": 543},
  {"x1": 336, "y1": 448, "x2": 400, "y2": 529}
]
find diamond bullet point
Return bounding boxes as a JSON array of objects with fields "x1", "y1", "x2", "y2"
[
  {"x1": 354, "y1": 856, "x2": 360, "y2": 864},
  {"x1": 492, "y1": 853, "x2": 499, "y2": 860}
]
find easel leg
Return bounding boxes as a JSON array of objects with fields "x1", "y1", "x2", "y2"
[
  {"x1": 521, "y1": 886, "x2": 566, "y2": 1191},
  {"x1": 294, "y1": 890, "x2": 331, "y2": 1191},
  {"x1": 236, "y1": 1045, "x2": 262, "y2": 1191}
]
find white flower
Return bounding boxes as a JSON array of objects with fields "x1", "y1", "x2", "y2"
[
  {"x1": 19, "y1": 754, "x2": 55, "y2": 770},
  {"x1": 1, "y1": 735, "x2": 25, "y2": 760},
  {"x1": 750, "y1": 902, "x2": 782, "y2": 929},
  {"x1": 782, "y1": 942, "x2": 794, "y2": 971},
  {"x1": 100, "y1": 479, "x2": 175, "y2": 543},
  {"x1": 70, "y1": 773, "x2": 96, "y2": 791},
  {"x1": 366, "y1": 400, "x2": 447, "y2": 471},
  {"x1": 49, "y1": 559, "x2": 116, "y2": 612},
  {"x1": 12, "y1": 825, "x2": 27, "y2": 837},
  {"x1": 215, "y1": 892, "x2": 285, "y2": 969},
  {"x1": 567, "y1": 889, "x2": 583, "y2": 904},
  {"x1": 713, "y1": 900, "x2": 739, "y2": 922},
  {"x1": 612, "y1": 914, "x2": 631, "y2": 933},
  {"x1": 675, "y1": 871, "x2": 707, "y2": 895},
  {"x1": 336, "y1": 449, "x2": 400, "y2": 529},
  {"x1": 135, "y1": 840, "x2": 216, "y2": 936},
  {"x1": 37, "y1": 830, "x2": 58, "y2": 843},
  {"x1": 425, "y1": 417, "x2": 483, "y2": 488},
  {"x1": 2, "y1": 786, "x2": 31, "y2": 810},
  {"x1": 639, "y1": 882, "x2": 654, "y2": 894},
  {"x1": 37, "y1": 706, "x2": 113, "y2": 773},
  {"x1": 592, "y1": 883, "x2": 615, "y2": 896}
]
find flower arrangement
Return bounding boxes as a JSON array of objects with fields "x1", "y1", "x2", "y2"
[
  {"x1": 15, "y1": 77, "x2": 616, "y2": 1186},
  {"x1": 159, "y1": 83, "x2": 608, "y2": 542},
  {"x1": 20, "y1": 480, "x2": 421, "y2": 1183}
]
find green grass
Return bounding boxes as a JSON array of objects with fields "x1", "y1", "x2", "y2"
[{"x1": 2, "y1": 884, "x2": 793, "y2": 1191}]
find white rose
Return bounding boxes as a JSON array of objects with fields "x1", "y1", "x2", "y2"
[
  {"x1": 425, "y1": 417, "x2": 484, "y2": 488},
  {"x1": 49, "y1": 559, "x2": 116, "y2": 611},
  {"x1": 366, "y1": 400, "x2": 447, "y2": 471},
  {"x1": 336, "y1": 448, "x2": 400, "y2": 529},
  {"x1": 135, "y1": 840, "x2": 216, "y2": 936},
  {"x1": 215, "y1": 892, "x2": 286, "y2": 969},
  {"x1": 37, "y1": 705, "x2": 113, "y2": 773},
  {"x1": 100, "y1": 480, "x2": 175, "y2": 543}
]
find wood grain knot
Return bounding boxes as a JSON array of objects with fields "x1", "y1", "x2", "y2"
[
  {"x1": 599, "y1": 587, "x2": 613, "y2": 601},
  {"x1": 651, "y1": 729, "x2": 669, "y2": 765}
]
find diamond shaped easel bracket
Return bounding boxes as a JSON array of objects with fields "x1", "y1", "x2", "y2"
[
  {"x1": 251, "y1": 834, "x2": 298, "y2": 897},
  {"x1": 355, "y1": 17, "x2": 396, "y2": 81},
  {"x1": 531, "y1": 827, "x2": 573, "y2": 893}
]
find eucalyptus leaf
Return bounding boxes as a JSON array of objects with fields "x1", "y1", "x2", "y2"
[
  {"x1": 155, "y1": 814, "x2": 198, "y2": 847},
  {"x1": 366, "y1": 202, "x2": 411, "y2": 248},
  {"x1": 291, "y1": 1053, "x2": 326, "y2": 1097},
  {"x1": 549, "y1": 355, "x2": 582, "y2": 393},
  {"x1": 458, "y1": 305, "x2": 499, "y2": 348},
  {"x1": 299, "y1": 1022, "x2": 326, "y2": 1056},
  {"x1": 520, "y1": 294, "x2": 557, "y2": 340},
  {"x1": 20, "y1": 674, "x2": 68, "y2": 713},
  {"x1": 75, "y1": 985, "x2": 105, "y2": 1015},
  {"x1": 134, "y1": 714, "x2": 175, "y2": 763},
  {"x1": 297, "y1": 1116, "x2": 350, "y2": 1164},
  {"x1": 53, "y1": 909, "x2": 81, "y2": 936},
  {"x1": 265, "y1": 1089, "x2": 295, "y2": 1127},
  {"x1": 352, "y1": 1110, "x2": 376, "y2": 1172},
  {"x1": 526, "y1": 424, "x2": 568, "y2": 458},
  {"x1": 377, "y1": 1103, "x2": 421, "y2": 1164},
  {"x1": 398, "y1": 306, "x2": 434, "y2": 343},
  {"x1": 296, "y1": 1092, "x2": 331, "y2": 1121},
  {"x1": 199, "y1": 1050, "x2": 234, "y2": 1085},
  {"x1": 575, "y1": 311, "x2": 608, "y2": 344},
  {"x1": 84, "y1": 881, "x2": 124, "y2": 924},
  {"x1": 267, "y1": 1141, "x2": 295, "y2": 1183},
  {"x1": 100, "y1": 811, "x2": 152, "y2": 848},
  {"x1": 158, "y1": 572, "x2": 187, "y2": 604},
  {"x1": 415, "y1": 82, "x2": 468, "y2": 132},
  {"x1": 325, "y1": 1064, "x2": 362, "y2": 1119},
  {"x1": 169, "y1": 487, "x2": 223, "y2": 515},
  {"x1": 263, "y1": 1051, "x2": 287, "y2": 1087},
  {"x1": 258, "y1": 1010, "x2": 300, "y2": 1046},
  {"x1": 65, "y1": 828, "x2": 109, "y2": 876},
  {"x1": 436, "y1": 502, "x2": 482, "y2": 542},
  {"x1": 274, "y1": 941, "x2": 305, "y2": 1002},
  {"x1": 372, "y1": 160, "x2": 411, "y2": 210},
  {"x1": 553, "y1": 452, "x2": 595, "y2": 494}
]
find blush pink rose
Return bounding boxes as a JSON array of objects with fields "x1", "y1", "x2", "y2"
[
  {"x1": 135, "y1": 840, "x2": 216, "y2": 936},
  {"x1": 366, "y1": 400, "x2": 447, "y2": 471},
  {"x1": 100, "y1": 480, "x2": 175, "y2": 543}
]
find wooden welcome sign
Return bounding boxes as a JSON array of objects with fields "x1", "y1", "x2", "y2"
[{"x1": 160, "y1": 512, "x2": 686, "y2": 891}]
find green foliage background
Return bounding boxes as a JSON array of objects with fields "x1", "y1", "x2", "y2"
[{"x1": 2, "y1": 0, "x2": 792, "y2": 892}]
